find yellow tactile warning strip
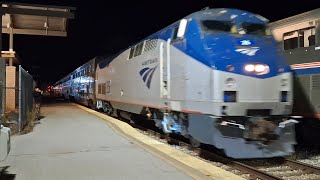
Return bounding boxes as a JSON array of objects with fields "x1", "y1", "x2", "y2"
[{"x1": 74, "y1": 104, "x2": 245, "y2": 180}]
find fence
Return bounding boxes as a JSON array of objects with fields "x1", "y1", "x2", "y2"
[
  {"x1": 0, "y1": 59, "x2": 5, "y2": 116},
  {"x1": 18, "y1": 65, "x2": 34, "y2": 131},
  {"x1": 0, "y1": 64, "x2": 34, "y2": 132}
]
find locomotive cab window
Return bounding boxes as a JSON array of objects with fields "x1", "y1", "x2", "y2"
[{"x1": 172, "y1": 26, "x2": 179, "y2": 41}]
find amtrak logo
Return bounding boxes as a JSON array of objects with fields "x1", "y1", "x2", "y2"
[
  {"x1": 139, "y1": 66, "x2": 158, "y2": 89},
  {"x1": 235, "y1": 47, "x2": 260, "y2": 56},
  {"x1": 240, "y1": 40, "x2": 252, "y2": 46}
]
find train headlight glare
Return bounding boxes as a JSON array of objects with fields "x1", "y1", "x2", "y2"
[
  {"x1": 255, "y1": 64, "x2": 265, "y2": 73},
  {"x1": 245, "y1": 64, "x2": 255, "y2": 72},
  {"x1": 244, "y1": 64, "x2": 269, "y2": 75}
]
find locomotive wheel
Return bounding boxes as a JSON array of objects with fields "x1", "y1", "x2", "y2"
[
  {"x1": 88, "y1": 100, "x2": 95, "y2": 110},
  {"x1": 102, "y1": 102, "x2": 113, "y2": 116},
  {"x1": 189, "y1": 136, "x2": 201, "y2": 148},
  {"x1": 106, "y1": 109, "x2": 113, "y2": 116},
  {"x1": 164, "y1": 133, "x2": 172, "y2": 144}
]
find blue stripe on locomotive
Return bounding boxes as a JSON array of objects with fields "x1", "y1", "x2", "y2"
[{"x1": 98, "y1": 8, "x2": 291, "y2": 79}]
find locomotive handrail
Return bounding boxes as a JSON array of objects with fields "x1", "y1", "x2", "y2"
[
  {"x1": 219, "y1": 121, "x2": 245, "y2": 130},
  {"x1": 160, "y1": 42, "x2": 164, "y2": 98},
  {"x1": 278, "y1": 119, "x2": 298, "y2": 128},
  {"x1": 167, "y1": 38, "x2": 171, "y2": 99}
]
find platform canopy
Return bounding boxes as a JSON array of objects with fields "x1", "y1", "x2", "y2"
[{"x1": 0, "y1": 1, "x2": 75, "y2": 37}]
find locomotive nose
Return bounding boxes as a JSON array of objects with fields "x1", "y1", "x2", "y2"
[{"x1": 244, "y1": 117, "x2": 279, "y2": 144}]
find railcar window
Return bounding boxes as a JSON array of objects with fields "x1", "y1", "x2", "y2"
[
  {"x1": 283, "y1": 27, "x2": 316, "y2": 50},
  {"x1": 201, "y1": 20, "x2": 234, "y2": 33},
  {"x1": 284, "y1": 31, "x2": 299, "y2": 50},
  {"x1": 241, "y1": 23, "x2": 271, "y2": 36},
  {"x1": 300, "y1": 27, "x2": 316, "y2": 47}
]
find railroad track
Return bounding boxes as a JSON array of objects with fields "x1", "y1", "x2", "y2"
[
  {"x1": 242, "y1": 158, "x2": 320, "y2": 180},
  {"x1": 103, "y1": 110, "x2": 320, "y2": 180}
]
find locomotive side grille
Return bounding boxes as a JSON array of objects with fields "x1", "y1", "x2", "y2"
[
  {"x1": 311, "y1": 75, "x2": 320, "y2": 89},
  {"x1": 144, "y1": 39, "x2": 158, "y2": 53},
  {"x1": 98, "y1": 84, "x2": 102, "y2": 94},
  {"x1": 98, "y1": 83, "x2": 107, "y2": 94},
  {"x1": 102, "y1": 83, "x2": 106, "y2": 94}
]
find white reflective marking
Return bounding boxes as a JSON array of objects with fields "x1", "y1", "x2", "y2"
[
  {"x1": 290, "y1": 116, "x2": 303, "y2": 118},
  {"x1": 278, "y1": 119, "x2": 298, "y2": 128},
  {"x1": 240, "y1": 40, "x2": 251, "y2": 45},
  {"x1": 220, "y1": 121, "x2": 245, "y2": 130},
  {"x1": 235, "y1": 47, "x2": 260, "y2": 56},
  {"x1": 231, "y1": 14, "x2": 238, "y2": 19}
]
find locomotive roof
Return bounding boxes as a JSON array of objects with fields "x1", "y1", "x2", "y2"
[
  {"x1": 186, "y1": 8, "x2": 269, "y2": 23},
  {"x1": 56, "y1": 8, "x2": 271, "y2": 85}
]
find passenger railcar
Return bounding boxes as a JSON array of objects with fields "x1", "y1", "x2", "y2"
[
  {"x1": 270, "y1": 8, "x2": 320, "y2": 145},
  {"x1": 54, "y1": 58, "x2": 97, "y2": 108},
  {"x1": 56, "y1": 8, "x2": 297, "y2": 159}
]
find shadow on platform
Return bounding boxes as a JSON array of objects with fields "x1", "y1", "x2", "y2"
[{"x1": 0, "y1": 166, "x2": 16, "y2": 180}]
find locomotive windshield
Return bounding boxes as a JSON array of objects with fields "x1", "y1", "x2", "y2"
[
  {"x1": 201, "y1": 20, "x2": 271, "y2": 36},
  {"x1": 241, "y1": 22, "x2": 271, "y2": 36},
  {"x1": 201, "y1": 20, "x2": 236, "y2": 33}
]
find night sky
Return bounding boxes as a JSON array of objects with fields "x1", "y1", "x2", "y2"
[{"x1": 3, "y1": 0, "x2": 320, "y2": 86}]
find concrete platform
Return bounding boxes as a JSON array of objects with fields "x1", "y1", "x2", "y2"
[{"x1": 0, "y1": 103, "x2": 245, "y2": 180}]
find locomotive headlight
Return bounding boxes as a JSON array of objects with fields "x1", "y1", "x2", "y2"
[
  {"x1": 255, "y1": 64, "x2": 270, "y2": 75},
  {"x1": 244, "y1": 64, "x2": 255, "y2": 72},
  {"x1": 244, "y1": 64, "x2": 270, "y2": 75},
  {"x1": 254, "y1": 64, "x2": 266, "y2": 73}
]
